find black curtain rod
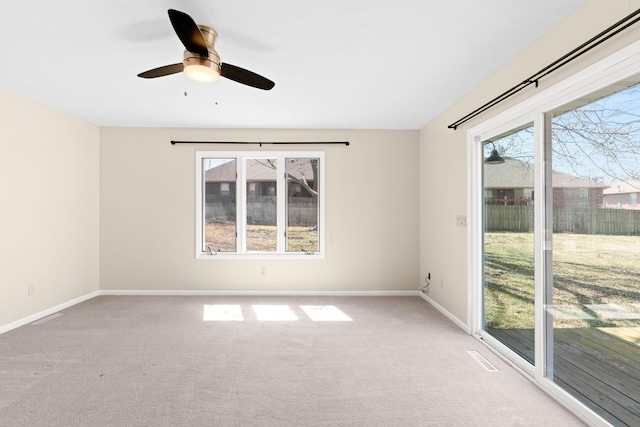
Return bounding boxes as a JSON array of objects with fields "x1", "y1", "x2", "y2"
[
  {"x1": 448, "y1": 7, "x2": 640, "y2": 130},
  {"x1": 170, "y1": 140, "x2": 349, "y2": 146}
]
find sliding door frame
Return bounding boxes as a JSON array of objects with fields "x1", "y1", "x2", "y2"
[{"x1": 467, "y1": 39, "x2": 640, "y2": 426}]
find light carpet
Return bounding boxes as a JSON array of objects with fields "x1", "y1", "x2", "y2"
[{"x1": 0, "y1": 295, "x2": 585, "y2": 426}]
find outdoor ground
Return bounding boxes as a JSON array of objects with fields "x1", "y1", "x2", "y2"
[
  {"x1": 205, "y1": 222, "x2": 318, "y2": 252},
  {"x1": 484, "y1": 232, "x2": 640, "y2": 329}
]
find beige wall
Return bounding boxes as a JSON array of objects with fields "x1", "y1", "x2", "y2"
[
  {"x1": 100, "y1": 127, "x2": 419, "y2": 292},
  {"x1": 5, "y1": 0, "x2": 639, "y2": 329},
  {"x1": 420, "y1": 0, "x2": 640, "y2": 324},
  {"x1": 0, "y1": 88, "x2": 99, "y2": 327}
]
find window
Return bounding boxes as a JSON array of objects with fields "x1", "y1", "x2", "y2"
[
  {"x1": 578, "y1": 188, "x2": 588, "y2": 205},
  {"x1": 196, "y1": 151, "x2": 325, "y2": 258},
  {"x1": 631, "y1": 193, "x2": 638, "y2": 205}
]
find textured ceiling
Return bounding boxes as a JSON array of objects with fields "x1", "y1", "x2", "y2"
[{"x1": 0, "y1": 1, "x2": 585, "y2": 129}]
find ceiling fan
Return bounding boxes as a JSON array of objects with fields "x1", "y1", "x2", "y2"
[{"x1": 137, "y1": 9, "x2": 274, "y2": 90}]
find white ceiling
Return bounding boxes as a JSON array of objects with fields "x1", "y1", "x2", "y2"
[{"x1": 0, "y1": 1, "x2": 585, "y2": 130}]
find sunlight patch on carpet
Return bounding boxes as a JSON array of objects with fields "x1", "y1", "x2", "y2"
[
  {"x1": 203, "y1": 304, "x2": 354, "y2": 322},
  {"x1": 253, "y1": 305, "x2": 299, "y2": 321},
  {"x1": 301, "y1": 305, "x2": 353, "y2": 321},
  {"x1": 203, "y1": 305, "x2": 244, "y2": 321}
]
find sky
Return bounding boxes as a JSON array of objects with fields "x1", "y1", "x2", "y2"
[{"x1": 485, "y1": 82, "x2": 640, "y2": 186}]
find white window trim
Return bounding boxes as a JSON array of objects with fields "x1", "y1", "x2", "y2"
[
  {"x1": 195, "y1": 151, "x2": 325, "y2": 260},
  {"x1": 468, "y1": 39, "x2": 640, "y2": 427}
]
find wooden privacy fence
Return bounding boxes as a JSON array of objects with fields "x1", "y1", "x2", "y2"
[
  {"x1": 485, "y1": 205, "x2": 640, "y2": 235},
  {"x1": 554, "y1": 207, "x2": 640, "y2": 235},
  {"x1": 285, "y1": 197, "x2": 318, "y2": 227},
  {"x1": 205, "y1": 196, "x2": 317, "y2": 226},
  {"x1": 485, "y1": 205, "x2": 533, "y2": 232}
]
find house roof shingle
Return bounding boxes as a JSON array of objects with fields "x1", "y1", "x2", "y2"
[
  {"x1": 204, "y1": 159, "x2": 316, "y2": 182},
  {"x1": 484, "y1": 158, "x2": 608, "y2": 189},
  {"x1": 603, "y1": 180, "x2": 640, "y2": 195}
]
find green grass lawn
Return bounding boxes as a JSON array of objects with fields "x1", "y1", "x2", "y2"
[{"x1": 484, "y1": 232, "x2": 640, "y2": 329}]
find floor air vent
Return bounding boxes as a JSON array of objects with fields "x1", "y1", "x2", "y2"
[
  {"x1": 467, "y1": 350, "x2": 499, "y2": 372},
  {"x1": 31, "y1": 313, "x2": 63, "y2": 325}
]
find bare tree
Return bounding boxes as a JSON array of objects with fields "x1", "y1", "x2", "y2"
[
  {"x1": 253, "y1": 158, "x2": 319, "y2": 196},
  {"x1": 488, "y1": 85, "x2": 640, "y2": 187},
  {"x1": 552, "y1": 99, "x2": 640, "y2": 184}
]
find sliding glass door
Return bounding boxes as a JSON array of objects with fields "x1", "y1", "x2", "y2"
[
  {"x1": 482, "y1": 124, "x2": 536, "y2": 365},
  {"x1": 476, "y1": 73, "x2": 640, "y2": 425},
  {"x1": 546, "y1": 79, "x2": 640, "y2": 426}
]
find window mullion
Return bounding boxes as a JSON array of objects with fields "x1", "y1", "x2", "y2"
[
  {"x1": 195, "y1": 154, "x2": 205, "y2": 257},
  {"x1": 277, "y1": 156, "x2": 287, "y2": 253},
  {"x1": 533, "y1": 112, "x2": 551, "y2": 381},
  {"x1": 237, "y1": 157, "x2": 247, "y2": 254}
]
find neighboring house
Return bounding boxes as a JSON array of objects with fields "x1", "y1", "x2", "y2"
[
  {"x1": 204, "y1": 159, "x2": 317, "y2": 199},
  {"x1": 603, "y1": 180, "x2": 640, "y2": 210},
  {"x1": 484, "y1": 158, "x2": 607, "y2": 208},
  {"x1": 204, "y1": 160, "x2": 237, "y2": 198}
]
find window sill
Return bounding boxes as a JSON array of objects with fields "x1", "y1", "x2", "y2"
[{"x1": 196, "y1": 252, "x2": 325, "y2": 260}]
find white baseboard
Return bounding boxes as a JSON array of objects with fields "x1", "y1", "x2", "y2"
[
  {"x1": 0, "y1": 291, "x2": 100, "y2": 335},
  {"x1": 418, "y1": 291, "x2": 469, "y2": 333},
  {"x1": 3, "y1": 290, "x2": 467, "y2": 335},
  {"x1": 98, "y1": 289, "x2": 420, "y2": 297}
]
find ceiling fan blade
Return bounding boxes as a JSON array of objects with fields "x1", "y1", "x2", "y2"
[
  {"x1": 220, "y1": 63, "x2": 275, "y2": 90},
  {"x1": 137, "y1": 63, "x2": 184, "y2": 79},
  {"x1": 168, "y1": 9, "x2": 209, "y2": 57}
]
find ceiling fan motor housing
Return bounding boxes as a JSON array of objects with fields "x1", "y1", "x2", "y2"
[{"x1": 183, "y1": 25, "x2": 221, "y2": 81}]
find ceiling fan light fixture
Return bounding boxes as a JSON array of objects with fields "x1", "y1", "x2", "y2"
[
  {"x1": 185, "y1": 64, "x2": 219, "y2": 82},
  {"x1": 184, "y1": 56, "x2": 221, "y2": 83}
]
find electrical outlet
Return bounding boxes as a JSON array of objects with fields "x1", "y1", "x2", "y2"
[
  {"x1": 456, "y1": 215, "x2": 467, "y2": 227},
  {"x1": 260, "y1": 266, "x2": 266, "y2": 275},
  {"x1": 28, "y1": 283, "x2": 35, "y2": 296}
]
